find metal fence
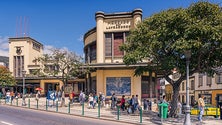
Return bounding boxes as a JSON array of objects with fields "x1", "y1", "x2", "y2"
[{"x1": 0, "y1": 96, "x2": 162, "y2": 124}]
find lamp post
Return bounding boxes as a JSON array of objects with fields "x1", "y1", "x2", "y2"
[
  {"x1": 184, "y1": 50, "x2": 191, "y2": 125},
  {"x1": 22, "y1": 70, "x2": 26, "y2": 106}
]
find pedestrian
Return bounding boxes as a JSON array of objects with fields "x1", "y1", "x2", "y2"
[
  {"x1": 58, "y1": 90, "x2": 61, "y2": 101},
  {"x1": 143, "y1": 99, "x2": 148, "y2": 111},
  {"x1": 93, "y1": 93, "x2": 98, "y2": 108},
  {"x1": 120, "y1": 95, "x2": 125, "y2": 111},
  {"x1": 10, "y1": 91, "x2": 15, "y2": 102},
  {"x1": 134, "y1": 95, "x2": 140, "y2": 111},
  {"x1": 71, "y1": 91, "x2": 75, "y2": 103},
  {"x1": 130, "y1": 95, "x2": 135, "y2": 113},
  {"x1": 60, "y1": 91, "x2": 65, "y2": 107},
  {"x1": 88, "y1": 93, "x2": 93, "y2": 109},
  {"x1": 177, "y1": 100, "x2": 182, "y2": 116},
  {"x1": 198, "y1": 94, "x2": 205, "y2": 122},
  {"x1": 79, "y1": 91, "x2": 86, "y2": 105},
  {"x1": 149, "y1": 100, "x2": 152, "y2": 111},
  {"x1": 110, "y1": 93, "x2": 117, "y2": 110},
  {"x1": 35, "y1": 90, "x2": 40, "y2": 101},
  {"x1": 6, "y1": 90, "x2": 10, "y2": 103}
]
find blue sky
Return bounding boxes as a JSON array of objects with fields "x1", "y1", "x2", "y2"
[{"x1": 0, "y1": 0, "x2": 221, "y2": 57}]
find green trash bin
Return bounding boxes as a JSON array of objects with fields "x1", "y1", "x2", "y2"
[{"x1": 158, "y1": 103, "x2": 168, "y2": 119}]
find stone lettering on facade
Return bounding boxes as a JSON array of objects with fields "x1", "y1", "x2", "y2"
[{"x1": 105, "y1": 20, "x2": 131, "y2": 30}]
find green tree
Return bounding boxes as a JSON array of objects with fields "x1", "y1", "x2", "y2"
[
  {"x1": 0, "y1": 65, "x2": 16, "y2": 88},
  {"x1": 34, "y1": 48, "x2": 84, "y2": 90},
  {"x1": 121, "y1": 1, "x2": 222, "y2": 116}
]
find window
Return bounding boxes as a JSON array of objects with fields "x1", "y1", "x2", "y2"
[
  {"x1": 90, "y1": 43, "x2": 96, "y2": 61},
  {"x1": 198, "y1": 74, "x2": 203, "y2": 87},
  {"x1": 13, "y1": 56, "x2": 24, "y2": 77},
  {"x1": 105, "y1": 33, "x2": 112, "y2": 57},
  {"x1": 191, "y1": 80, "x2": 195, "y2": 90},
  {"x1": 104, "y1": 32, "x2": 129, "y2": 58},
  {"x1": 206, "y1": 76, "x2": 212, "y2": 86},
  {"x1": 216, "y1": 73, "x2": 222, "y2": 84},
  {"x1": 33, "y1": 42, "x2": 41, "y2": 51},
  {"x1": 114, "y1": 33, "x2": 124, "y2": 57}
]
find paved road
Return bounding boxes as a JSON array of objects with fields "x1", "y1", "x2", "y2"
[
  {"x1": 1, "y1": 98, "x2": 221, "y2": 125},
  {"x1": 0, "y1": 105, "x2": 130, "y2": 125}
]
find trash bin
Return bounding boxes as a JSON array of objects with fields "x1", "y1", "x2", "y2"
[{"x1": 158, "y1": 103, "x2": 168, "y2": 119}]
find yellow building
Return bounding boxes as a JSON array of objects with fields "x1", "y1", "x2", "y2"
[
  {"x1": 83, "y1": 9, "x2": 161, "y2": 100},
  {"x1": 8, "y1": 37, "x2": 82, "y2": 95}
]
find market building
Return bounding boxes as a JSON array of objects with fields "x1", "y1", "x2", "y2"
[
  {"x1": 8, "y1": 37, "x2": 84, "y2": 95},
  {"x1": 83, "y1": 9, "x2": 161, "y2": 100}
]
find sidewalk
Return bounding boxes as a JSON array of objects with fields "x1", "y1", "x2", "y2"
[{"x1": 1, "y1": 97, "x2": 221, "y2": 125}]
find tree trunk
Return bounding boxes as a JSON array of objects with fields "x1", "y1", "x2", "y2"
[{"x1": 169, "y1": 82, "x2": 180, "y2": 117}]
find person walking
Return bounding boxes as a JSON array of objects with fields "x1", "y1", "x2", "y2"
[{"x1": 198, "y1": 95, "x2": 205, "y2": 122}]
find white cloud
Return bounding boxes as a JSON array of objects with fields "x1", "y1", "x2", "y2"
[
  {"x1": 0, "y1": 49, "x2": 9, "y2": 57},
  {"x1": 77, "y1": 35, "x2": 83, "y2": 42},
  {"x1": 43, "y1": 45, "x2": 54, "y2": 54},
  {"x1": 0, "y1": 36, "x2": 9, "y2": 57}
]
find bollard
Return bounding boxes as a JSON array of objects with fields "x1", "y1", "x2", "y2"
[
  {"x1": 46, "y1": 99, "x2": 48, "y2": 111},
  {"x1": 98, "y1": 102, "x2": 100, "y2": 118},
  {"x1": 82, "y1": 103, "x2": 84, "y2": 116},
  {"x1": 206, "y1": 108, "x2": 207, "y2": 116},
  {"x1": 160, "y1": 104, "x2": 163, "y2": 124},
  {"x1": 56, "y1": 101, "x2": 58, "y2": 112},
  {"x1": 140, "y1": 108, "x2": 143, "y2": 123},
  {"x1": 36, "y1": 99, "x2": 39, "y2": 109},
  {"x1": 16, "y1": 98, "x2": 18, "y2": 106},
  {"x1": 68, "y1": 102, "x2": 70, "y2": 114},
  {"x1": 10, "y1": 98, "x2": 12, "y2": 105},
  {"x1": 5, "y1": 98, "x2": 6, "y2": 104},
  {"x1": 28, "y1": 98, "x2": 30, "y2": 108},
  {"x1": 117, "y1": 106, "x2": 120, "y2": 120}
]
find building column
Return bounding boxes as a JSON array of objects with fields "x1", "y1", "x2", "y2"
[{"x1": 95, "y1": 11, "x2": 104, "y2": 63}]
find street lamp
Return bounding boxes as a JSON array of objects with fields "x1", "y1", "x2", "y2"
[
  {"x1": 184, "y1": 50, "x2": 191, "y2": 125},
  {"x1": 22, "y1": 70, "x2": 26, "y2": 106}
]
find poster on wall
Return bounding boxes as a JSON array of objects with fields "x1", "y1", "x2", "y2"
[{"x1": 106, "y1": 77, "x2": 131, "y2": 96}]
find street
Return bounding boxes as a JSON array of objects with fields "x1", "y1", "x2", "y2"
[{"x1": 0, "y1": 105, "x2": 129, "y2": 125}]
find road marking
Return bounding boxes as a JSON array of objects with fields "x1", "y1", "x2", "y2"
[{"x1": 1, "y1": 121, "x2": 14, "y2": 125}]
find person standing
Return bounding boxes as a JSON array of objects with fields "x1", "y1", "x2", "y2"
[
  {"x1": 120, "y1": 95, "x2": 125, "y2": 111},
  {"x1": 88, "y1": 93, "x2": 93, "y2": 109},
  {"x1": 134, "y1": 95, "x2": 139, "y2": 111},
  {"x1": 177, "y1": 100, "x2": 182, "y2": 116},
  {"x1": 143, "y1": 99, "x2": 148, "y2": 111},
  {"x1": 198, "y1": 95, "x2": 205, "y2": 122},
  {"x1": 35, "y1": 91, "x2": 40, "y2": 101},
  {"x1": 71, "y1": 91, "x2": 75, "y2": 104},
  {"x1": 60, "y1": 91, "x2": 65, "y2": 107},
  {"x1": 6, "y1": 90, "x2": 10, "y2": 103},
  {"x1": 110, "y1": 93, "x2": 117, "y2": 110},
  {"x1": 130, "y1": 95, "x2": 135, "y2": 113}
]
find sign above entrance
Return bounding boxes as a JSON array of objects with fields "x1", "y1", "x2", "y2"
[{"x1": 104, "y1": 20, "x2": 131, "y2": 31}]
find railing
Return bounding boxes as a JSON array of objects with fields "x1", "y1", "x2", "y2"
[{"x1": 0, "y1": 97, "x2": 159, "y2": 124}]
